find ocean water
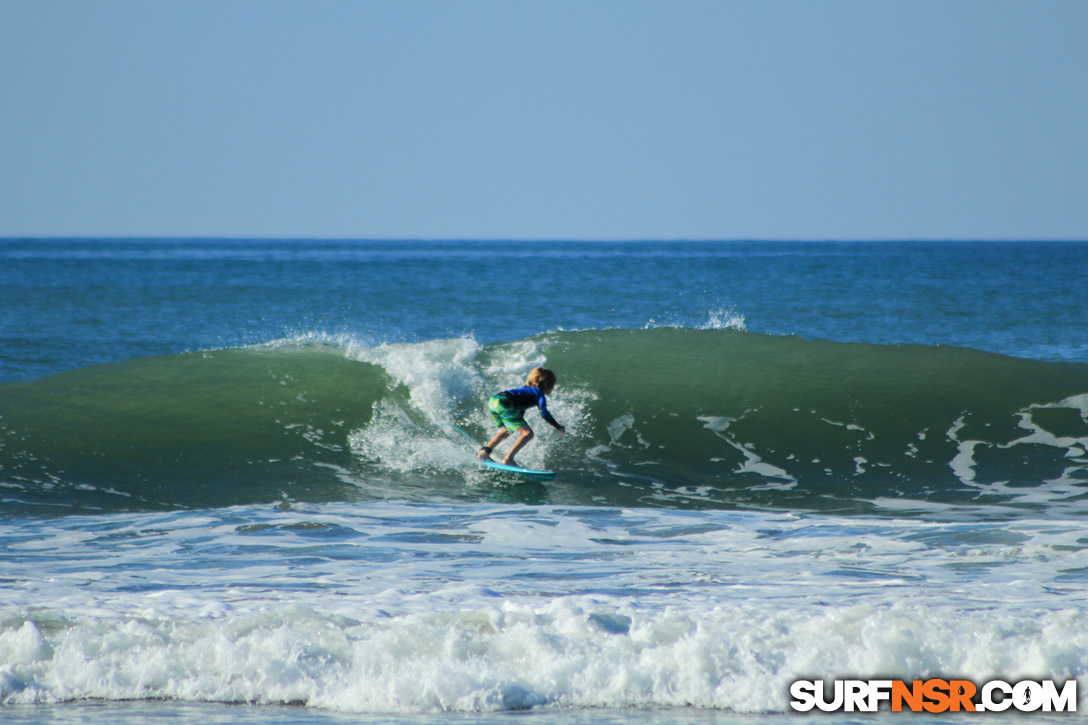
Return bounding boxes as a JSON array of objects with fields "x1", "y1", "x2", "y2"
[{"x1": 2, "y1": 239, "x2": 1087, "y2": 723}]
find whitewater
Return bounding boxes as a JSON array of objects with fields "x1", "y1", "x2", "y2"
[{"x1": 2, "y1": 240, "x2": 1087, "y2": 724}]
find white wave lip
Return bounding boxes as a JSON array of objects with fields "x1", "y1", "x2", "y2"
[{"x1": 346, "y1": 335, "x2": 589, "y2": 474}]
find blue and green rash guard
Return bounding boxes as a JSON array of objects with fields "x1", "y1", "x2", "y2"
[{"x1": 497, "y1": 386, "x2": 557, "y2": 426}]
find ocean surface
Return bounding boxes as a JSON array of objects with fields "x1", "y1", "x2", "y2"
[{"x1": 2, "y1": 239, "x2": 1087, "y2": 724}]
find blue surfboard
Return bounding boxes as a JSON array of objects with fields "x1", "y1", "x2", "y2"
[{"x1": 448, "y1": 425, "x2": 556, "y2": 481}]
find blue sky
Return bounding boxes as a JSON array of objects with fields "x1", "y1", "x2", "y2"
[{"x1": 2, "y1": 1, "x2": 1085, "y2": 240}]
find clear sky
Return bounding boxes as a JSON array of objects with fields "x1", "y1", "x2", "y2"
[{"x1": 1, "y1": 0, "x2": 1086, "y2": 240}]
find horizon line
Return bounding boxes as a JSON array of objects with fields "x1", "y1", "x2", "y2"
[{"x1": 2, "y1": 236, "x2": 1087, "y2": 244}]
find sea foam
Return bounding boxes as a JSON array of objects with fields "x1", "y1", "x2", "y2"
[{"x1": 2, "y1": 503, "x2": 1087, "y2": 712}]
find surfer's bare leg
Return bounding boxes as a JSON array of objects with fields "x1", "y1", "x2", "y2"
[
  {"x1": 503, "y1": 426, "x2": 534, "y2": 466},
  {"x1": 479, "y1": 429, "x2": 508, "y2": 459}
]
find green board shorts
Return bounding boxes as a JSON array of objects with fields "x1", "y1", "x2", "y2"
[{"x1": 488, "y1": 394, "x2": 528, "y2": 431}]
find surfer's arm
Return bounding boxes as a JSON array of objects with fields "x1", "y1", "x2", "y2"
[{"x1": 537, "y1": 394, "x2": 565, "y2": 433}]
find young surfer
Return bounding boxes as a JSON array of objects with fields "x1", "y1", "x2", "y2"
[{"x1": 478, "y1": 367, "x2": 565, "y2": 467}]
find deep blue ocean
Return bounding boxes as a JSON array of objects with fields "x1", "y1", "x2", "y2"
[{"x1": 2, "y1": 239, "x2": 1087, "y2": 723}]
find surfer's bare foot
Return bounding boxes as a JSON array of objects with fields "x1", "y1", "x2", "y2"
[
  {"x1": 503, "y1": 457, "x2": 517, "y2": 467},
  {"x1": 478, "y1": 446, "x2": 492, "y2": 460}
]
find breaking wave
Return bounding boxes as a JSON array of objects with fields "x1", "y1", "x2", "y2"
[{"x1": 2, "y1": 328, "x2": 1087, "y2": 518}]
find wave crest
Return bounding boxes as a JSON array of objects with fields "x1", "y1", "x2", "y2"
[{"x1": 2, "y1": 329, "x2": 1087, "y2": 517}]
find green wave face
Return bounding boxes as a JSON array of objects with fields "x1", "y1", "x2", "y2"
[
  {"x1": 0, "y1": 346, "x2": 389, "y2": 513},
  {"x1": 539, "y1": 329, "x2": 1088, "y2": 514},
  {"x1": 3, "y1": 329, "x2": 1087, "y2": 517}
]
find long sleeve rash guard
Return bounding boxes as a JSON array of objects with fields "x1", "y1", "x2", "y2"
[{"x1": 499, "y1": 386, "x2": 557, "y2": 426}]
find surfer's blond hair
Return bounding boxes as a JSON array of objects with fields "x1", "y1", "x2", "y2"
[{"x1": 526, "y1": 367, "x2": 557, "y2": 392}]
